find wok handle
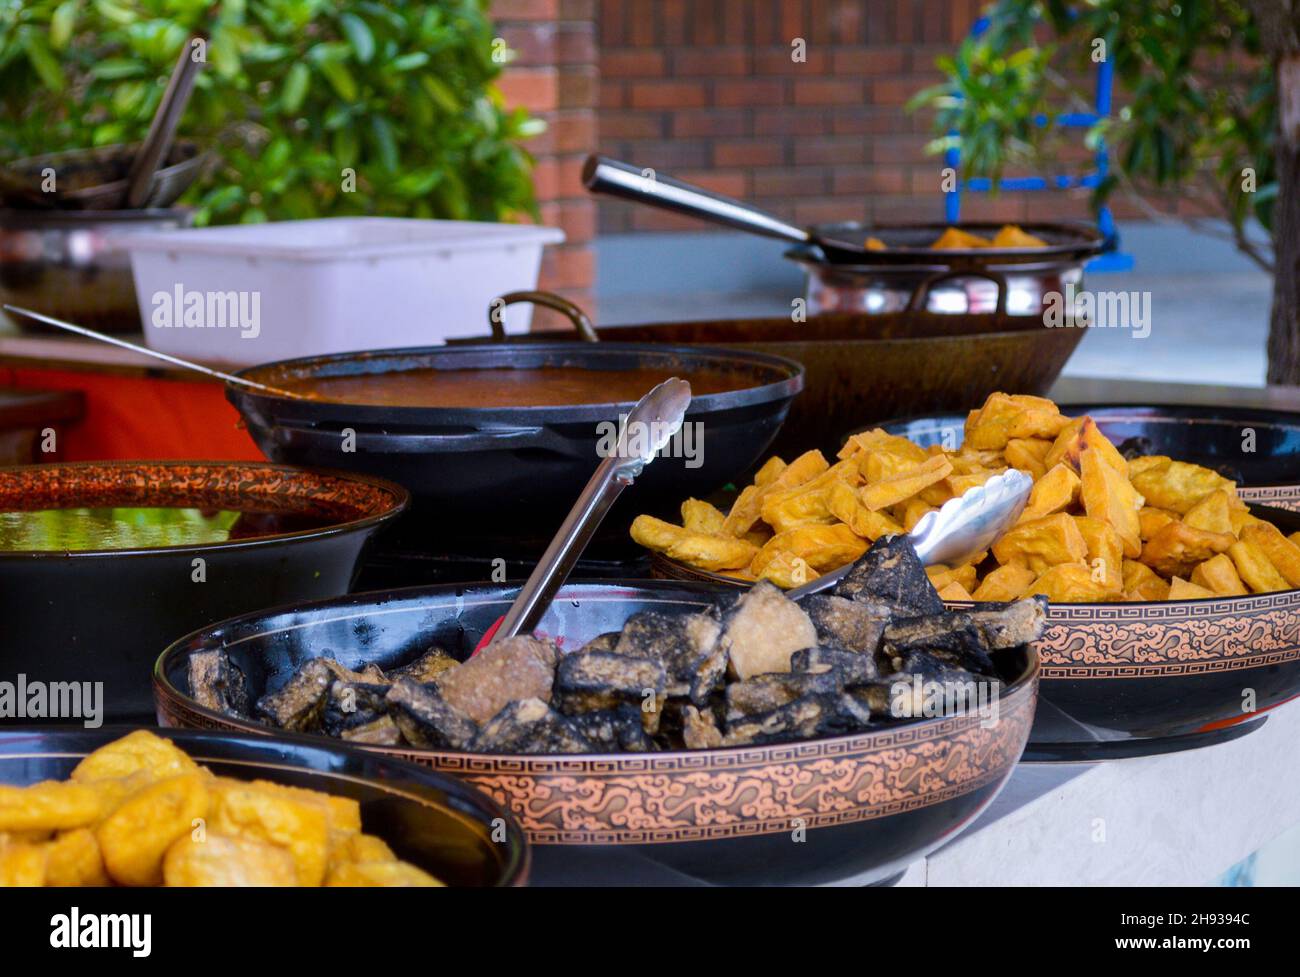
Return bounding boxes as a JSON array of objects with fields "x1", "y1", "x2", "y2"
[
  {"x1": 905, "y1": 269, "x2": 1009, "y2": 315},
  {"x1": 583, "y1": 155, "x2": 810, "y2": 246},
  {"x1": 489, "y1": 290, "x2": 599, "y2": 342}
]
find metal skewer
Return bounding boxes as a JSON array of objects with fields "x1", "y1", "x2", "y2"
[{"x1": 2, "y1": 305, "x2": 306, "y2": 399}]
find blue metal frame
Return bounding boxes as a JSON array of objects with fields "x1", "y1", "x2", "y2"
[{"x1": 942, "y1": 15, "x2": 1133, "y2": 272}]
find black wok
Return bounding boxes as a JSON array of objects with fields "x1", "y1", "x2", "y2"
[{"x1": 228, "y1": 342, "x2": 802, "y2": 552}]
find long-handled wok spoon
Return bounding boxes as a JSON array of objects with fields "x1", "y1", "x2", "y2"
[
  {"x1": 787, "y1": 468, "x2": 1034, "y2": 600},
  {"x1": 492, "y1": 377, "x2": 693, "y2": 643},
  {"x1": 2, "y1": 305, "x2": 308, "y2": 400}
]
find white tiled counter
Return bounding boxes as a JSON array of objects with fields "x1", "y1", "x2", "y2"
[{"x1": 886, "y1": 699, "x2": 1300, "y2": 886}]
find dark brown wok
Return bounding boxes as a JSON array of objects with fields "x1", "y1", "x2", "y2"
[{"x1": 460, "y1": 291, "x2": 1085, "y2": 458}]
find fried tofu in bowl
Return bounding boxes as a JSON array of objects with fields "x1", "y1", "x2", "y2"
[{"x1": 0, "y1": 728, "x2": 527, "y2": 887}]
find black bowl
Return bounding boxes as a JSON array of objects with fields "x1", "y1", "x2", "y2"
[
  {"x1": 155, "y1": 579, "x2": 1038, "y2": 886},
  {"x1": 0, "y1": 461, "x2": 407, "y2": 721},
  {"x1": 879, "y1": 403, "x2": 1300, "y2": 486},
  {"x1": 228, "y1": 342, "x2": 803, "y2": 552},
  {"x1": 0, "y1": 725, "x2": 527, "y2": 885}
]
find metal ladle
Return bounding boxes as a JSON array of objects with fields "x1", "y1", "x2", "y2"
[
  {"x1": 2, "y1": 305, "x2": 309, "y2": 400},
  {"x1": 493, "y1": 377, "x2": 693, "y2": 642}
]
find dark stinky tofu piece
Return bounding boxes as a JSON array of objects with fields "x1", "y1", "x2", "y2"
[
  {"x1": 580, "y1": 631, "x2": 622, "y2": 654},
  {"x1": 553, "y1": 650, "x2": 666, "y2": 714},
  {"x1": 569, "y1": 705, "x2": 655, "y2": 752},
  {"x1": 718, "y1": 581, "x2": 818, "y2": 681},
  {"x1": 681, "y1": 705, "x2": 723, "y2": 750},
  {"x1": 473, "y1": 698, "x2": 597, "y2": 754},
  {"x1": 386, "y1": 678, "x2": 478, "y2": 750},
  {"x1": 435, "y1": 636, "x2": 557, "y2": 724},
  {"x1": 320, "y1": 657, "x2": 390, "y2": 685},
  {"x1": 803, "y1": 594, "x2": 891, "y2": 655},
  {"x1": 725, "y1": 669, "x2": 842, "y2": 718},
  {"x1": 790, "y1": 644, "x2": 878, "y2": 686},
  {"x1": 875, "y1": 666, "x2": 1001, "y2": 721},
  {"x1": 321, "y1": 681, "x2": 392, "y2": 737},
  {"x1": 187, "y1": 649, "x2": 249, "y2": 717},
  {"x1": 390, "y1": 647, "x2": 459, "y2": 683},
  {"x1": 833, "y1": 535, "x2": 944, "y2": 617},
  {"x1": 965, "y1": 596, "x2": 1048, "y2": 649},
  {"x1": 340, "y1": 715, "x2": 404, "y2": 745},
  {"x1": 882, "y1": 614, "x2": 997, "y2": 677},
  {"x1": 254, "y1": 659, "x2": 332, "y2": 731},
  {"x1": 723, "y1": 692, "x2": 872, "y2": 746},
  {"x1": 613, "y1": 609, "x2": 725, "y2": 703}
]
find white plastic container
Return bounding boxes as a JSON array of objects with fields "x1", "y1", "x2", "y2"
[{"x1": 118, "y1": 218, "x2": 564, "y2": 365}]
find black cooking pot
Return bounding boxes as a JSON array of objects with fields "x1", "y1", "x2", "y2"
[{"x1": 229, "y1": 342, "x2": 803, "y2": 552}]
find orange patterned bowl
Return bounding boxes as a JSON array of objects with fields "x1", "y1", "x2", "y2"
[{"x1": 155, "y1": 580, "x2": 1039, "y2": 885}]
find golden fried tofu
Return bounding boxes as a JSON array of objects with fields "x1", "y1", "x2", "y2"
[
  {"x1": 1183, "y1": 489, "x2": 1234, "y2": 535},
  {"x1": 329, "y1": 831, "x2": 396, "y2": 868},
  {"x1": 723, "y1": 450, "x2": 828, "y2": 535},
  {"x1": 1228, "y1": 539, "x2": 1290, "y2": 594},
  {"x1": 931, "y1": 227, "x2": 992, "y2": 249},
  {"x1": 760, "y1": 459, "x2": 859, "y2": 533},
  {"x1": 71, "y1": 729, "x2": 199, "y2": 785},
  {"x1": 681, "y1": 498, "x2": 727, "y2": 535},
  {"x1": 937, "y1": 580, "x2": 974, "y2": 601},
  {"x1": 207, "y1": 779, "x2": 331, "y2": 887},
  {"x1": 965, "y1": 393, "x2": 1069, "y2": 451},
  {"x1": 753, "y1": 455, "x2": 787, "y2": 486},
  {"x1": 1138, "y1": 506, "x2": 1179, "y2": 541},
  {"x1": 750, "y1": 523, "x2": 867, "y2": 576},
  {"x1": 859, "y1": 454, "x2": 952, "y2": 511},
  {"x1": 755, "y1": 550, "x2": 819, "y2": 588},
  {"x1": 1004, "y1": 438, "x2": 1050, "y2": 479},
  {"x1": 1168, "y1": 576, "x2": 1216, "y2": 600},
  {"x1": 900, "y1": 498, "x2": 936, "y2": 531},
  {"x1": 1140, "y1": 521, "x2": 1235, "y2": 579},
  {"x1": 242, "y1": 779, "x2": 361, "y2": 834},
  {"x1": 1240, "y1": 522, "x2": 1300, "y2": 588},
  {"x1": 1129, "y1": 458, "x2": 1236, "y2": 514},
  {"x1": 926, "y1": 563, "x2": 979, "y2": 592},
  {"x1": 990, "y1": 224, "x2": 1049, "y2": 248},
  {"x1": 1190, "y1": 553, "x2": 1248, "y2": 597},
  {"x1": 0, "y1": 841, "x2": 46, "y2": 886},
  {"x1": 1079, "y1": 445, "x2": 1143, "y2": 557},
  {"x1": 1122, "y1": 560, "x2": 1171, "y2": 601},
  {"x1": 97, "y1": 773, "x2": 209, "y2": 886},
  {"x1": 1074, "y1": 515, "x2": 1124, "y2": 592},
  {"x1": 1044, "y1": 417, "x2": 1128, "y2": 476},
  {"x1": 163, "y1": 833, "x2": 298, "y2": 887},
  {"x1": 325, "y1": 860, "x2": 444, "y2": 887},
  {"x1": 826, "y1": 480, "x2": 904, "y2": 540},
  {"x1": 0, "y1": 781, "x2": 101, "y2": 833},
  {"x1": 1029, "y1": 562, "x2": 1121, "y2": 602},
  {"x1": 972, "y1": 563, "x2": 1038, "y2": 602},
  {"x1": 993, "y1": 512, "x2": 1088, "y2": 574},
  {"x1": 1020, "y1": 462, "x2": 1081, "y2": 522},
  {"x1": 43, "y1": 828, "x2": 109, "y2": 887},
  {"x1": 630, "y1": 515, "x2": 758, "y2": 571}
]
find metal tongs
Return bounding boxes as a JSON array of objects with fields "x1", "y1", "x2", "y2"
[
  {"x1": 494, "y1": 377, "x2": 694, "y2": 641},
  {"x1": 787, "y1": 468, "x2": 1034, "y2": 600}
]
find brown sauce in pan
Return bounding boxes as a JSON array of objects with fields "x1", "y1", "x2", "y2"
[{"x1": 279, "y1": 366, "x2": 749, "y2": 408}]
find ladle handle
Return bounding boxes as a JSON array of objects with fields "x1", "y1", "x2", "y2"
[{"x1": 583, "y1": 155, "x2": 811, "y2": 245}]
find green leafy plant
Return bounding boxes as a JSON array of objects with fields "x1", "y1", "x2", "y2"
[
  {"x1": 0, "y1": 0, "x2": 544, "y2": 225},
  {"x1": 907, "y1": 1, "x2": 1300, "y2": 380}
]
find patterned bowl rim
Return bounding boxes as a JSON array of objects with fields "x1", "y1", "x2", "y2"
[{"x1": 0, "y1": 459, "x2": 409, "y2": 559}]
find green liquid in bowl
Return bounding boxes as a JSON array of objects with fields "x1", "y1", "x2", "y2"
[{"x1": 0, "y1": 507, "x2": 331, "y2": 552}]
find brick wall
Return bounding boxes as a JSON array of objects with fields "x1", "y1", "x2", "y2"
[
  {"x1": 496, "y1": 0, "x2": 598, "y2": 311},
  {"x1": 595, "y1": 0, "x2": 1103, "y2": 235}
]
